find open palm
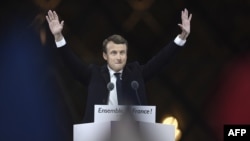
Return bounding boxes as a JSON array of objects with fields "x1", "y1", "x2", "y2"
[
  {"x1": 178, "y1": 8, "x2": 192, "y2": 39},
  {"x1": 46, "y1": 10, "x2": 64, "y2": 36}
]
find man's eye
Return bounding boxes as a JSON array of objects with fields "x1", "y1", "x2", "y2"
[
  {"x1": 120, "y1": 51, "x2": 126, "y2": 55},
  {"x1": 111, "y1": 51, "x2": 116, "y2": 55}
]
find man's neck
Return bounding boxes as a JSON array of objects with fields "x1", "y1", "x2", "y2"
[{"x1": 107, "y1": 65, "x2": 123, "y2": 74}]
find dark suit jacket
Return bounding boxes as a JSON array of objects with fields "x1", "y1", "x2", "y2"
[{"x1": 59, "y1": 40, "x2": 182, "y2": 123}]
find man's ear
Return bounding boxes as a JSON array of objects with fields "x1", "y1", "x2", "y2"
[{"x1": 103, "y1": 52, "x2": 107, "y2": 60}]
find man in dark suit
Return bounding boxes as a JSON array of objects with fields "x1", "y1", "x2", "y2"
[{"x1": 46, "y1": 9, "x2": 192, "y2": 123}]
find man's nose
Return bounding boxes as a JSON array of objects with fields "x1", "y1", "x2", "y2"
[{"x1": 117, "y1": 53, "x2": 122, "y2": 59}]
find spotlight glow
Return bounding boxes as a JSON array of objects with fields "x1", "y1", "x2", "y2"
[{"x1": 162, "y1": 116, "x2": 182, "y2": 141}]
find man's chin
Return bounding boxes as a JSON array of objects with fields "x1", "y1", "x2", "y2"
[
  {"x1": 113, "y1": 67, "x2": 124, "y2": 72},
  {"x1": 115, "y1": 68, "x2": 123, "y2": 72},
  {"x1": 110, "y1": 64, "x2": 125, "y2": 71}
]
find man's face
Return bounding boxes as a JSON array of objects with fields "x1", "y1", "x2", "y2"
[{"x1": 103, "y1": 41, "x2": 127, "y2": 72}]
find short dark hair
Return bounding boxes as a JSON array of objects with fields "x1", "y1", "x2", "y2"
[{"x1": 102, "y1": 34, "x2": 128, "y2": 53}]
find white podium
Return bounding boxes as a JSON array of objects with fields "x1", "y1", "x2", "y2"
[{"x1": 73, "y1": 105, "x2": 175, "y2": 141}]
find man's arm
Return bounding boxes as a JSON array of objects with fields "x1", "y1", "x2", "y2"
[
  {"x1": 142, "y1": 8, "x2": 192, "y2": 80},
  {"x1": 45, "y1": 10, "x2": 91, "y2": 84}
]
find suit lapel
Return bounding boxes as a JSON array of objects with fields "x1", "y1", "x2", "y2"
[
  {"x1": 100, "y1": 65, "x2": 111, "y2": 104},
  {"x1": 121, "y1": 65, "x2": 133, "y2": 91},
  {"x1": 101, "y1": 65, "x2": 110, "y2": 84}
]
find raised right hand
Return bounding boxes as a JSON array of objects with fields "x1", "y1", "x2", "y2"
[{"x1": 46, "y1": 10, "x2": 64, "y2": 41}]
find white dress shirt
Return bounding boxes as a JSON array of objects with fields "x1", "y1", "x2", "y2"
[{"x1": 107, "y1": 66, "x2": 123, "y2": 105}]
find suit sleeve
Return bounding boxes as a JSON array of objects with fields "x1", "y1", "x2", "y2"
[
  {"x1": 141, "y1": 41, "x2": 183, "y2": 81},
  {"x1": 58, "y1": 44, "x2": 92, "y2": 85}
]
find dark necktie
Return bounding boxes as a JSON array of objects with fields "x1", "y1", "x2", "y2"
[{"x1": 114, "y1": 73, "x2": 122, "y2": 104}]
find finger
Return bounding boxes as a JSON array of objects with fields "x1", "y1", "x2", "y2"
[
  {"x1": 184, "y1": 9, "x2": 188, "y2": 17},
  {"x1": 178, "y1": 24, "x2": 183, "y2": 29},
  {"x1": 61, "y1": 20, "x2": 64, "y2": 27},
  {"x1": 188, "y1": 14, "x2": 192, "y2": 21},
  {"x1": 53, "y1": 11, "x2": 59, "y2": 20},
  {"x1": 184, "y1": 8, "x2": 188, "y2": 13},
  {"x1": 182, "y1": 9, "x2": 188, "y2": 19},
  {"x1": 45, "y1": 15, "x2": 50, "y2": 22},
  {"x1": 48, "y1": 10, "x2": 54, "y2": 19},
  {"x1": 50, "y1": 11, "x2": 56, "y2": 20},
  {"x1": 181, "y1": 10, "x2": 185, "y2": 20},
  {"x1": 47, "y1": 10, "x2": 52, "y2": 15}
]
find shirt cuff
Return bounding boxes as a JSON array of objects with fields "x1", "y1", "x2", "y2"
[
  {"x1": 174, "y1": 35, "x2": 186, "y2": 47},
  {"x1": 55, "y1": 38, "x2": 66, "y2": 48}
]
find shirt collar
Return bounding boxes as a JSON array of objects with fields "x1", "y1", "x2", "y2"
[{"x1": 107, "y1": 65, "x2": 123, "y2": 77}]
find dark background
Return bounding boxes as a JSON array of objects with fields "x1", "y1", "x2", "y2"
[{"x1": 0, "y1": 0, "x2": 250, "y2": 141}]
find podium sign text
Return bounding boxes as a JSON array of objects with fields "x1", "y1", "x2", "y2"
[{"x1": 94, "y1": 105, "x2": 156, "y2": 123}]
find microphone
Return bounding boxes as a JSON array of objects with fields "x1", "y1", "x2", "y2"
[
  {"x1": 131, "y1": 80, "x2": 141, "y2": 105},
  {"x1": 106, "y1": 82, "x2": 114, "y2": 104},
  {"x1": 107, "y1": 82, "x2": 114, "y2": 91}
]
